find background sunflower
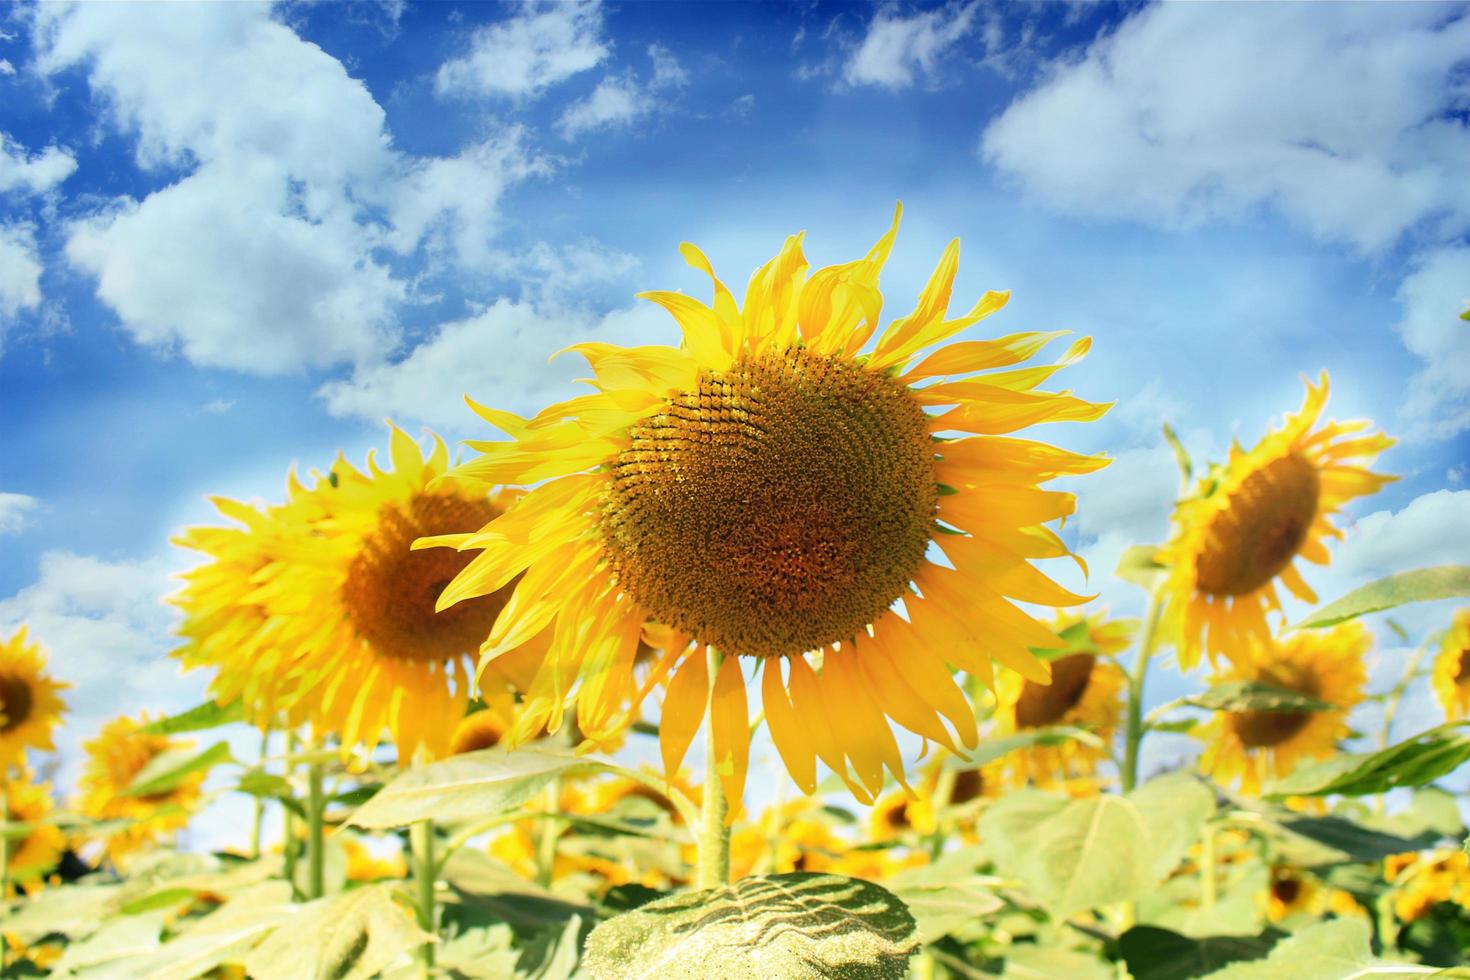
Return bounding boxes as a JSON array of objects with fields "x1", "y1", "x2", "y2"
[
  {"x1": 1429, "y1": 608, "x2": 1470, "y2": 720},
  {"x1": 0, "y1": 627, "x2": 68, "y2": 770},
  {"x1": 1197, "y1": 622, "x2": 1370, "y2": 795},
  {"x1": 1158, "y1": 375, "x2": 1393, "y2": 670},
  {"x1": 74, "y1": 714, "x2": 206, "y2": 864},
  {"x1": 3, "y1": 768, "x2": 65, "y2": 889},
  {"x1": 427, "y1": 208, "x2": 1108, "y2": 810}
]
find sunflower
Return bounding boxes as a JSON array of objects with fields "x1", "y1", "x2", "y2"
[
  {"x1": 987, "y1": 611, "x2": 1129, "y2": 787},
  {"x1": 3, "y1": 768, "x2": 65, "y2": 888},
  {"x1": 1264, "y1": 864, "x2": 1363, "y2": 922},
  {"x1": 426, "y1": 206, "x2": 1108, "y2": 807},
  {"x1": 1430, "y1": 608, "x2": 1470, "y2": 721},
  {"x1": 1198, "y1": 622, "x2": 1369, "y2": 795},
  {"x1": 342, "y1": 836, "x2": 407, "y2": 883},
  {"x1": 0, "y1": 627, "x2": 68, "y2": 769},
  {"x1": 75, "y1": 714, "x2": 206, "y2": 863},
  {"x1": 1384, "y1": 849, "x2": 1470, "y2": 923},
  {"x1": 1159, "y1": 375, "x2": 1393, "y2": 670},
  {"x1": 176, "y1": 425, "x2": 544, "y2": 761},
  {"x1": 868, "y1": 753, "x2": 997, "y2": 842}
]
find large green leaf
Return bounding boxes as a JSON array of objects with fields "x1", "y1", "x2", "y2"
[
  {"x1": 581, "y1": 873, "x2": 919, "y2": 980},
  {"x1": 1294, "y1": 566, "x2": 1470, "y2": 629},
  {"x1": 135, "y1": 699, "x2": 244, "y2": 735},
  {"x1": 243, "y1": 883, "x2": 431, "y2": 980},
  {"x1": 1275, "y1": 815, "x2": 1426, "y2": 863},
  {"x1": 1003, "y1": 946, "x2": 1115, "y2": 979},
  {"x1": 1119, "y1": 926, "x2": 1281, "y2": 980},
  {"x1": 1203, "y1": 919, "x2": 1441, "y2": 979},
  {"x1": 979, "y1": 772, "x2": 1214, "y2": 920},
  {"x1": 1268, "y1": 723, "x2": 1470, "y2": 798},
  {"x1": 883, "y1": 847, "x2": 1002, "y2": 943},
  {"x1": 441, "y1": 848, "x2": 595, "y2": 933},
  {"x1": 347, "y1": 747, "x2": 610, "y2": 829},
  {"x1": 1186, "y1": 681, "x2": 1332, "y2": 713},
  {"x1": 123, "y1": 740, "x2": 234, "y2": 798}
]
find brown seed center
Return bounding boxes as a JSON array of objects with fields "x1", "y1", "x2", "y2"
[
  {"x1": 1229, "y1": 663, "x2": 1322, "y2": 748},
  {"x1": 950, "y1": 767, "x2": 986, "y2": 805},
  {"x1": 599, "y1": 347, "x2": 938, "y2": 659},
  {"x1": 343, "y1": 492, "x2": 510, "y2": 663},
  {"x1": 1195, "y1": 453, "x2": 1320, "y2": 597},
  {"x1": 1454, "y1": 648, "x2": 1470, "y2": 686},
  {"x1": 0, "y1": 674, "x2": 34, "y2": 733},
  {"x1": 1271, "y1": 875, "x2": 1303, "y2": 905},
  {"x1": 1015, "y1": 654, "x2": 1095, "y2": 728}
]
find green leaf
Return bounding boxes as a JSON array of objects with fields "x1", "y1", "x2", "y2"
[
  {"x1": 1202, "y1": 918, "x2": 1440, "y2": 979},
  {"x1": 582, "y1": 873, "x2": 920, "y2": 980},
  {"x1": 1294, "y1": 566, "x2": 1470, "y2": 629},
  {"x1": 1267, "y1": 723, "x2": 1470, "y2": 798},
  {"x1": 518, "y1": 915, "x2": 587, "y2": 980},
  {"x1": 441, "y1": 848, "x2": 594, "y2": 933},
  {"x1": 960, "y1": 726, "x2": 1104, "y2": 767},
  {"x1": 1119, "y1": 926, "x2": 1281, "y2": 980},
  {"x1": 1, "y1": 884, "x2": 122, "y2": 941},
  {"x1": 135, "y1": 699, "x2": 244, "y2": 735},
  {"x1": 244, "y1": 883, "x2": 431, "y2": 980},
  {"x1": 105, "y1": 881, "x2": 297, "y2": 980},
  {"x1": 1163, "y1": 420, "x2": 1193, "y2": 484},
  {"x1": 123, "y1": 740, "x2": 234, "y2": 798},
  {"x1": 883, "y1": 846, "x2": 1002, "y2": 943},
  {"x1": 426, "y1": 923, "x2": 519, "y2": 980},
  {"x1": 1373, "y1": 787, "x2": 1467, "y2": 840},
  {"x1": 1186, "y1": 681, "x2": 1332, "y2": 713},
  {"x1": 1117, "y1": 545, "x2": 1168, "y2": 590},
  {"x1": 1148, "y1": 718, "x2": 1202, "y2": 735},
  {"x1": 50, "y1": 909, "x2": 169, "y2": 973},
  {"x1": 347, "y1": 747, "x2": 610, "y2": 829},
  {"x1": 1275, "y1": 815, "x2": 1425, "y2": 863},
  {"x1": 1004, "y1": 946, "x2": 1115, "y2": 979},
  {"x1": 1029, "y1": 620, "x2": 1096, "y2": 662},
  {"x1": 979, "y1": 772, "x2": 1214, "y2": 920}
]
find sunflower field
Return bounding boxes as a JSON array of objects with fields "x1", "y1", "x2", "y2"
[{"x1": 3, "y1": 212, "x2": 1469, "y2": 980}]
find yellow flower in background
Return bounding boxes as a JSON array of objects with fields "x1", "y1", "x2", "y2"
[
  {"x1": 1384, "y1": 849, "x2": 1470, "y2": 922},
  {"x1": 1159, "y1": 375, "x2": 1393, "y2": 670},
  {"x1": 3, "y1": 768, "x2": 65, "y2": 888},
  {"x1": 426, "y1": 206, "x2": 1108, "y2": 807},
  {"x1": 450, "y1": 704, "x2": 516, "y2": 755},
  {"x1": 1430, "y1": 608, "x2": 1470, "y2": 720},
  {"x1": 0, "y1": 627, "x2": 68, "y2": 769},
  {"x1": 1263, "y1": 865, "x2": 1363, "y2": 922},
  {"x1": 341, "y1": 836, "x2": 407, "y2": 883},
  {"x1": 75, "y1": 714, "x2": 205, "y2": 863},
  {"x1": 868, "y1": 754, "x2": 998, "y2": 842},
  {"x1": 176, "y1": 425, "x2": 544, "y2": 762},
  {"x1": 987, "y1": 611, "x2": 1130, "y2": 787},
  {"x1": 1198, "y1": 622, "x2": 1369, "y2": 795}
]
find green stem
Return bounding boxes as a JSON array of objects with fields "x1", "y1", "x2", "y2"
[
  {"x1": 1375, "y1": 639, "x2": 1433, "y2": 814},
  {"x1": 2, "y1": 778, "x2": 10, "y2": 913},
  {"x1": 697, "y1": 647, "x2": 730, "y2": 889},
  {"x1": 282, "y1": 730, "x2": 299, "y2": 898},
  {"x1": 1122, "y1": 588, "x2": 1166, "y2": 793},
  {"x1": 534, "y1": 780, "x2": 562, "y2": 888},
  {"x1": 411, "y1": 819, "x2": 437, "y2": 976},
  {"x1": 1200, "y1": 824, "x2": 1218, "y2": 912},
  {"x1": 306, "y1": 745, "x2": 326, "y2": 900},
  {"x1": 249, "y1": 726, "x2": 271, "y2": 860}
]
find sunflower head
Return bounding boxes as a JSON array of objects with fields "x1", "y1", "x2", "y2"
[
  {"x1": 1384, "y1": 849, "x2": 1470, "y2": 923},
  {"x1": 3, "y1": 768, "x2": 66, "y2": 889},
  {"x1": 1198, "y1": 622, "x2": 1369, "y2": 796},
  {"x1": 1430, "y1": 608, "x2": 1470, "y2": 720},
  {"x1": 429, "y1": 206, "x2": 1109, "y2": 810},
  {"x1": 0, "y1": 627, "x2": 69, "y2": 769},
  {"x1": 74, "y1": 713, "x2": 206, "y2": 864},
  {"x1": 1160, "y1": 375, "x2": 1394, "y2": 670}
]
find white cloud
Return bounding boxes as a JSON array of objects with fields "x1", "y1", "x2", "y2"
[
  {"x1": 317, "y1": 299, "x2": 670, "y2": 433},
  {"x1": 557, "y1": 44, "x2": 686, "y2": 139},
  {"x1": 34, "y1": 3, "x2": 544, "y2": 374},
  {"x1": 981, "y1": 4, "x2": 1470, "y2": 253},
  {"x1": 435, "y1": 0, "x2": 607, "y2": 101},
  {"x1": 0, "y1": 133, "x2": 78, "y2": 196},
  {"x1": 844, "y1": 2, "x2": 977, "y2": 90},
  {"x1": 1395, "y1": 246, "x2": 1470, "y2": 438},
  {"x1": 0, "y1": 59, "x2": 14, "y2": 76},
  {"x1": 0, "y1": 492, "x2": 38, "y2": 534},
  {"x1": 0, "y1": 222, "x2": 42, "y2": 321},
  {"x1": 498, "y1": 238, "x2": 640, "y2": 308}
]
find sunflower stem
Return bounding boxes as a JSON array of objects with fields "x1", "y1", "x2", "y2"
[
  {"x1": 1375, "y1": 638, "x2": 1432, "y2": 814},
  {"x1": 306, "y1": 745, "x2": 326, "y2": 901},
  {"x1": 249, "y1": 726, "x2": 270, "y2": 860},
  {"x1": 697, "y1": 647, "x2": 730, "y2": 889},
  {"x1": 282, "y1": 729, "x2": 300, "y2": 899},
  {"x1": 1121, "y1": 587, "x2": 1166, "y2": 794},
  {"x1": 1, "y1": 779, "x2": 10, "y2": 912},
  {"x1": 534, "y1": 779, "x2": 561, "y2": 888},
  {"x1": 1200, "y1": 823, "x2": 1218, "y2": 912},
  {"x1": 411, "y1": 819, "x2": 437, "y2": 976}
]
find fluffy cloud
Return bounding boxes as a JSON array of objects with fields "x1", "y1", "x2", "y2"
[
  {"x1": 435, "y1": 0, "x2": 607, "y2": 101},
  {"x1": 982, "y1": 4, "x2": 1470, "y2": 253},
  {"x1": 0, "y1": 492, "x2": 38, "y2": 534},
  {"x1": 0, "y1": 222, "x2": 42, "y2": 322},
  {"x1": 317, "y1": 299, "x2": 671, "y2": 433},
  {"x1": 844, "y1": 2, "x2": 977, "y2": 90},
  {"x1": 557, "y1": 44, "x2": 686, "y2": 139},
  {"x1": 34, "y1": 3, "x2": 544, "y2": 374},
  {"x1": 1395, "y1": 247, "x2": 1470, "y2": 438},
  {"x1": 0, "y1": 133, "x2": 78, "y2": 195}
]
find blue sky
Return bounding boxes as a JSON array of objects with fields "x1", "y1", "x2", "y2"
[{"x1": 2, "y1": 1, "x2": 1469, "y2": 843}]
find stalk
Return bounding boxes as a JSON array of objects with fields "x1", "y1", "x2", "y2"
[
  {"x1": 411, "y1": 819, "x2": 437, "y2": 976},
  {"x1": 1200, "y1": 824, "x2": 1218, "y2": 912},
  {"x1": 306, "y1": 742, "x2": 326, "y2": 900},
  {"x1": 2, "y1": 779, "x2": 10, "y2": 914},
  {"x1": 697, "y1": 647, "x2": 730, "y2": 889},
  {"x1": 282, "y1": 729, "x2": 300, "y2": 898},
  {"x1": 249, "y1": 726, "x2": 271, "y2": 860},
  {"x1": 534, "y1": 779, "x2": 562, "y2": 888},
  {"x1": 1121, "y1": 588, "x2": 1166, "y2": 793},
  {"x1": 1375, "y1": 638, "x2": 1432, "y2": 813}
]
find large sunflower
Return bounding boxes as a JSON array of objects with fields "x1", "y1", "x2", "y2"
[
  {"x1": 1197, "y1": 622, "x2": 1369, "y2": 795},
  {"x1": 75, "y1": 714, "x2": 206, "y2": 863},
  {"x1": 987, "y1": 611, "x2": 1129, "y2": 787},
  {"x1": 0, "y1": 627, "x2": 68, "y2": 769},
  {"x1": 176, "y1": 425, "x2": 543, "y2": 761},
  {"x1": 426, "y1": 207, "x2": 1108, "y2": 806},
  {"x1": 1159, "y1": 375, "x2": 1393, "y2": 670},
  {"x1": 1430, "y1": 608, "x2": 1470, "y2": 721},
  {"x1": 3, "y1": 768, "x2": 66, "y2": 888}
]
